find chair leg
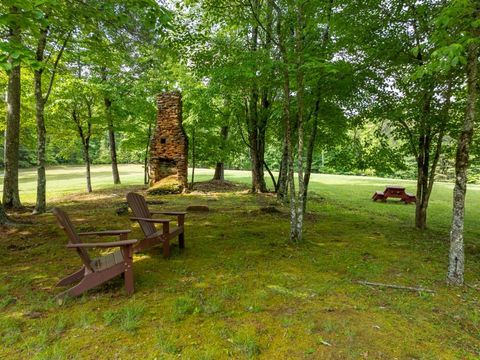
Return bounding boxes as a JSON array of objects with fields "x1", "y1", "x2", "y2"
[
  {"x1": 179, "y1": 231, "x2": 185, "y2": 249},
  {"x1": 56, "y1": 267, "x2": 85, "y2": 287},
  {"x1": 163, "y1": 238, "x2": 171, "y2": 258},
  {"x1": 122, "y1": 245, "x2": 134, "y2": 295}
]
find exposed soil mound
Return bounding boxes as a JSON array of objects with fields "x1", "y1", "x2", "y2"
[{"x1": 190, "y1": 180, "x2": 248, "y2": 193}]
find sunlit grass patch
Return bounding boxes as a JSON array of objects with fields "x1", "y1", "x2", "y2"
[
  {"x1": 103, "y1": 301, "x2": 145, "y2": 333},
  {"x1": 0, "y1": 166, "x2": 480, "y2": 358}
]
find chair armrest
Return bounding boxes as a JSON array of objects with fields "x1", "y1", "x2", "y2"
[
  {"x1": 78, "y1": 230, "x2": 131, "y2": 237},
  {"x1": 150, "y1": 211, "x2": 187, "y2": 216},
  {"x1": 130, "y1": 217, "x2": 171, "y2": 223},
  {"x1": 67, "y1": 239, "x2": 138, "y2": 248}
]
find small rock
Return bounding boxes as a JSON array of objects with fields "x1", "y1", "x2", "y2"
[
  {"x1": 115, "y1": 204, "x2": 129, "y2": 216},
  {"x1": 24, "y1": 311, "x2": 43, "y2": 319}
]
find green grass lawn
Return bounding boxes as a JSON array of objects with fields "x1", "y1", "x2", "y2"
[{"x1": 1, "y1": 165, "x2": 479, "y2": 359}]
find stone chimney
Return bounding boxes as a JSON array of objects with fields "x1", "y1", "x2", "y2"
[{"x1": 149, "y1": 92, "x2": 188, "y2": 192}]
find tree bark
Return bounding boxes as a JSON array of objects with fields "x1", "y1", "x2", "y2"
[
  {"x1": 84, "y1": 143, "x2": 92, "y2": 193},
  {"x1": 277, "y1": 135, "x2": 289, "y2": 201},
  {"x1": 275, "y1": 6, "x2": 297, "y2": 242},
  {"x1": 0, "y1": 202, "x2": 8, "y2": 225},
  {"x1": 73, "y1": 107, "x2": 93, "y2": 193},
  {"x1": 213, "y1": 126, "x2": 228, "y2": 181},
  {"x1": 294, "y1": 2, "x2": 306, "y2": 242},
  {"x1": 33, "y1": 29, "x2": 68, "y2": 214},
  {"x1": 301, "y1": 0, "x2": 332, "y2": 214},
  {"x1": 104, "y1": 97, "x2": 121, "y2": 184},
  {"x1": 247, "y1": 0, "x2": 268, "y2": 193},
  {"x1": 3, "y1": 7, "x2": 22, "y2": 209},
  {"x1": 303, "y1": 100, "x2": 320, "y2": 214},
  {"x1": 190, "y1": 127, "x2": 196, "y2": 190},
  {"x1": 33, "y1": 27, "x2": 48, "y2": 214},
  {"x1": 447, "y1": 37, "x2": 479, "y2": 286},
  {"x1": 144, "y1": 122, "x2": 152, "y2": 185},
  {"x1": 414, "y1": 87, "x2": 433, "y2": 229}
]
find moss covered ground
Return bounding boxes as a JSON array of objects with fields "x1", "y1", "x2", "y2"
[{"x1": 1, "y1": 165, "x2": 479, "y2": 359}]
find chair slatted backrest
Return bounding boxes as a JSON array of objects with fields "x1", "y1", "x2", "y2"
[
  {"x1": 53, "y1": 208, "x2": 93, "y2": 272},
  {"x1": 127, "y1": 193, "x2": 156, "y2": 237}
]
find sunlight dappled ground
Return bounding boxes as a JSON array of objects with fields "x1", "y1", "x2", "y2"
[{"x1": 0, "y1": 166, "x2": 479, "y2": 359}]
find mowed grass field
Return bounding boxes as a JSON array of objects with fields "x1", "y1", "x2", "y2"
[{"x1": 1, "y1": 164, "x2": 480, "y2": 359}]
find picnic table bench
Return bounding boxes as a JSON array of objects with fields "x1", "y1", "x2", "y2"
[{"x1": 372, "y1": 185, "x2": 416, "y2": 204}]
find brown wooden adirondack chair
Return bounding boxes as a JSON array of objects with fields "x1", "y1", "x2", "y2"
[
  {"x1": 53, "y1": 208, "x2": 137, "y2": 298},
  {"x1": 126, "y1": 192, "x2": 186, "y2": 258}
]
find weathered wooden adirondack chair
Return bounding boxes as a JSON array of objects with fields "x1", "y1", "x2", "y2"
[
  {"x1": 126, "y1": 192, "x2": 186, "y2": 258},
  {"x1": 53, "y1": 208, "x2": 137, "y2": 298}
]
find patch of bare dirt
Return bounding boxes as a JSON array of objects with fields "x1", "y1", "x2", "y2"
[{"x1": 189, "y1": 180, "x2": 248, "y2": 193}]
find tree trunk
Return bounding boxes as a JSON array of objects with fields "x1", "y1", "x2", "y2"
[
  {"x1": 415, "y1": 82, "x2": 452, "y2": 229},
  {"x1": 247, "y1": 2, "x2": 268, "y2": 193},
  {"x1": 73, "y1": 107, "x2": 93, "y2": 193},
  {"x1": 84, "y1": 145, "x2": 92, "y2": 193},
  {"x1": 447, "y1": 38, "x2": 478, "y2": 286},
  {"x1": 276, "y1": 7, "x2": 297, "y2": 242},
  {"x1": 105, "y1": 97, "x2": 121, "y2": 184},
  {"x1": 33, "y1": 27, "x2": 48, "y2": 215},
  {"x1": 277, "y1": 132, "x2": 289, "y2": 201},
  {"x1": 213, "y1": 126, "x2": 228, "y2": 181},
  {"x1": 0, "y1": 202, "x2": 8, "y2": 225},
  {"x1": 3, "y1": 7, "x2": 22, "y2": 209},
  {"x1": 213, "y1": 163, "x2": 224, "y2": 181},
  {"x1": 144, "y1": 122, "x2": 152, "y2": 185},
  {"x1": 302, "y1": 99, "x2": 320, "y2": 214},
  {"x1": 415, "y1": 133, "x2": 430, "y2": 229},
  {"x1": 294, "y1": 3, "x2": 306, "y2": 242},
  {"x1": 190, "y1": 127, "x2": 196, "y2": 190},
  {"x1": 33, "y1": 28, "x2": 68, "y2": 214},
  {"x1": 414, "y1": 87, "x2": 433, "y2": 229}
]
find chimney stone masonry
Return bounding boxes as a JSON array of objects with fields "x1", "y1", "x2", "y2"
[{"x1": 149, "y1": 92, "x2": 188, "y2": 193}]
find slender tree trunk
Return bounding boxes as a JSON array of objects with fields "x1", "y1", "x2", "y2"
[
  {"x1": 447, "y1": 38, "x2": 479, "y2": 286},
  {"x1": 300, "y1": 0, "x2": 332, "y2": 214},
  {"x1": 294, "y1": 3, "x2": 306, "y2": 242},
  {"x1": 190, "y1": 127, "x2": 196, "y2": 190},
  {"x1": 73, "y1": 107, "x2": 93, "y2": 193},
  {"x1": 84, "y1": 145, "x2": 92, "y2": 193},
  {"x1": 3, "y1": 7, "x2": 22, "y2": 209},
  {"x1": 414, "y1": 81, "x2": 451, "y2": 230},
  {"x1": 144, "y1": 122, "x2": 152, "y2": 185},
  {"x1": 33, "y1": 27, "x2": 48, "y2": 214},
  {"x1": 303, "y1": 100, "x2": 320, "y2": 214},
  {"x1": 33, "y1": 29, "x2": 68, "y2": 214},
  {"x1": 247, "y1": 1, "x2": 268, "y2": 193},
  {"x1": 213, "y1": 126, "x2": 228, "y2": 181},
  {"x1": 415, "y1": 133, "x2": 431, "y2": 229},
  {"x1": 276, "y1": 7, "x2": 297, "y2": 241},
  {"x1": 414, "y1": 87, "x2": 433, "y2": 229},
  {"x1": 277, "y1": 135, "x2": 289, "y2": 201},
  {"x1": 105, "y1": 97, "x2": 121, "y2": 184}
]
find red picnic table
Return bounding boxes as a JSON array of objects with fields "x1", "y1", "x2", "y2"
[{"x1": 372, "y1": 185, "x2": 416, "y2": 204}]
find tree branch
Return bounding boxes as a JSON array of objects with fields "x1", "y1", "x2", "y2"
[{"x1": 44, "y1": 31, "x2": 71, "y2": 104}]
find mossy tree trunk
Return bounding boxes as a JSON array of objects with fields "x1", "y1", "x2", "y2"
[{"x1": 3, "y1": 6, "x2": 22, "y2": 209}]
